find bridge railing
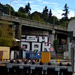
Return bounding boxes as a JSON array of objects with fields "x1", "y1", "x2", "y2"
[{"x1": 0, "y1": 14, "x2": 67, "y2": 31}]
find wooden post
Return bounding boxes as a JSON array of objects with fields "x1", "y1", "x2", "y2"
[{"x1": 2, "y1": 55, "x2": 3, "y2": 61}]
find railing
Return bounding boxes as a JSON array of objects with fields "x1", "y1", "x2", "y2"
[
  {"x1": 0, "y1": 14, "x2": 67, "y2": 31},
  {"x1": 58, "y1": 44, "x2": 68, "y2": 50},
  {"x1": 51, "y1": 54, "x2": 63, "y2": 59}
]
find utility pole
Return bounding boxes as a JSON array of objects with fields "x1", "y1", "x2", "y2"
[{"x1": 9, "y1": 0, "x2": 17, "y2": 16}]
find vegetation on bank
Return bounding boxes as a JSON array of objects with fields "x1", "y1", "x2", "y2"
[{"x1": 0, "y1": 19, "x2": 16, "y2": 47}]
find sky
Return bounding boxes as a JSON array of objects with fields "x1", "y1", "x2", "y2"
[{"x1": 0, "y1": 0, "x2": 75, "y2": 19}]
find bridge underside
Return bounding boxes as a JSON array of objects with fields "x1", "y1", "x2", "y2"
[
  {"x1": 0, "y1": 19, "x2": 69, "y2": 54},
  {"x1": 21, "y1": 25, "x2": 69, "y2": 53},
  {"x1": 22, "y1": 25, "x2": 52, "y2": 36}
]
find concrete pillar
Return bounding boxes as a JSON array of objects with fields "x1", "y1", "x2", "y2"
[
  {"x1": 49, "y1": 34, "x2": 54, "y2": 44},
  {"x1": 15, "y1": 24, "x2": 21, "y2": 40},
  {"x1": 12, "y1": 25, "x2": 16, "y2": 38},
  {"x1": 17, "y1": 24, "x2": 21, "y2": 40},
  {"x1": 68, "y1": 43, "x2": 72, "y2": 59},
  {"x1": 67, "y1": 37, "x2": 70, "y2": 44},
  {"x1": 11, "y1": 51, "x2": 14, "y2": 59}
]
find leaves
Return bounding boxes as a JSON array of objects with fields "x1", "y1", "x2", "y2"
[
  {"x1": 0, "y1": 19, "x2": 14, "y2": 47},
  {"x1": 42, "y1": 6, "x2": 48, "y2": 22},
  {"x1": 18, "y1": 2, "x2": 31, "y2": 15},
  {"x1": 62, "y1": 4, "x2": 69, "y2": 21},
  {"x1": 18, "y1": 7, "x2": 25, "y2": 13},
  {"x1": 25, "y1": 2, "x2": 31, "y2": 14},
  {"x1": 53, "y1": 40, "x2": 58, "y2": 53},
  {"x1": 32, "y1": 14, "x2": 44, "y2": 22},
  {"x1": 48, "y1": 9, "x2": 53, "y2": 23},
  {"x1": 0, "y1": 3, "x2": 14, "y2": 15}
]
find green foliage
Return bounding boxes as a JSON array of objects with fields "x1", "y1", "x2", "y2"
[
  {"x1": 0, "y1": 20, "x2": 14, "y2": 47},
  {"x1": 48, "y1": 9, "x2": 52, "y2": 23},
  {"x1": 0, "y1": 3, "x2": 4, "y2": 12},
  {"x1": 62, "y1": 4, "x2": 69, "y2": 21},
  {"x1": 52, "y1": 16, "x2": 59, "y2": 25},
  {"x1": 70, "y1": 17, "x2": 75, "y2": 20},
  {"x1": 18, "y1": 2, "x2": 31, "y2": 15},
  {"x1": 42, "y1": 6, "x2": 48, "y2": 22},
  {"x1": 25, "y1": 2, "x2": 31, "y2": 14},
  {"x1": 53, "y1": 40, "x2": 58, "y2": 53},
  {"x1": 0, "y1": 3, "x2": 14, "y2": 15},
  {"x1": 30, "y1": 11, "x2": 42, "y2": 18},
  {"x1": 18, "y1": 7, "x2": 25, "y2": 13},
  {"x1": 0, "y1": 2, "x2": 72, "y2": 28},
  {"x1": 14, "y1": 12, "x2": 30, "y2": 19},
  {"x1": 42, "y1": 6, "x2": 48, "y2": 15},
  {"x1": 32, "y1": 14, "x2": 45, "y2": 22},
  {"x1": 30, "y1": 11, "x2": 45, "y2": 22},
  {"x1": 60, "y1": 21, "x2": 69, "y2": 27}
]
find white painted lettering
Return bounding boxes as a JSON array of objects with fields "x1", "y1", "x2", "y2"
[
  {"x1": 42, "y1": 43, "x2": 51, "y2": 51},
  {"x1": 39, "y1": 36, "x2": 48, "y2": 42},
  {"x1": 32, "y1": 43, "x2": 41, "y2": 51}
]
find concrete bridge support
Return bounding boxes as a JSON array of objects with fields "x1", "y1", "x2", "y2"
[
  {"x1": 11, "y1": 23, "x2": 21, "y2": 40},
  {"x1": 49, "y1": 34, "x2": 54, "y2": 44}
]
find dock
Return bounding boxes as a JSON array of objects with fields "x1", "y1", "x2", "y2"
[{"x1": 0, "y1": 59, "x2": 72, "y2": 75}]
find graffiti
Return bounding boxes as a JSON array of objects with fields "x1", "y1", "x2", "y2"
[{"x1": 21, "y1": 35, "x2": 53, "y2": 52}]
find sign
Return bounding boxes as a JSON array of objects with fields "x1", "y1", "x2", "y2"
[{"x1": 21, "y1": 35, "x2": 53, "y2": 52}]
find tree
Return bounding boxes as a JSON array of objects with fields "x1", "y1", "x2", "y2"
[
  {"x1": 0, "y1": 3, "x2": 4, "y2": 12},
  {"x1": 30, "y1": 11, "x2": 45, "y2": 22},
  {"x1": 60, "y1": 21, "x2": 69, "y2": 27},
  {"x1": 32, "y1": 14, "x2": 45, "y2": 22},
  {"x1": 18, "y1": 7, "x2": 25, "y2": 13},
  {"x1": 0, "y1": 19, "x2": 14, "y2": 47},
  {"x1": 30, "y1": 11, "x2": 42, "y2": 17},
  {"x1": 48, "y1": 9, "x2": 52, "y2": 23},
  {"x1": 43, "y1": 6, "x2": 48, "y2": 15},
  {"x1": 62, "y1": 4, "x2": 69, "y2": 21},
  {"x1": 52, "y1": 16, "x2": 59, "y2": 25},
  {"x1": 53, "y1": 40, "x2": 58, "y2": 53},
  {"x1": 14, "y1": 12, "x2": 30, "y2": 19},
  {"x1": 0, "y1": 3, "x2": 14, "y2": 15},
  {"x1": 42, "y1": 6, "x2": 48, "y2": 22},
  {"x1": 70, "y1": 17, "x2": 75, "y2": 20},
  {"x1": 18, "y1": 2, "x2": 31, "y2": 15},
  {"x1": 25, "y1": 2, "x2": 31, "y2": 15}
]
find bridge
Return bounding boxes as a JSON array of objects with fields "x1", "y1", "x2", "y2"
[
  {"x1": 0, "y1": 13, "x2": 74, "y2": 75},
  {"x1": 0, "y1": 14, "x2": 69, "y2": 53},
  {"x1": 0, "y1": 14, "x2": 67, "y2": 31}
]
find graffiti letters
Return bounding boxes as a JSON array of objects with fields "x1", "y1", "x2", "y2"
[{"x1": 21, "y1": 35, "x2": 51, "y2": 51}]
